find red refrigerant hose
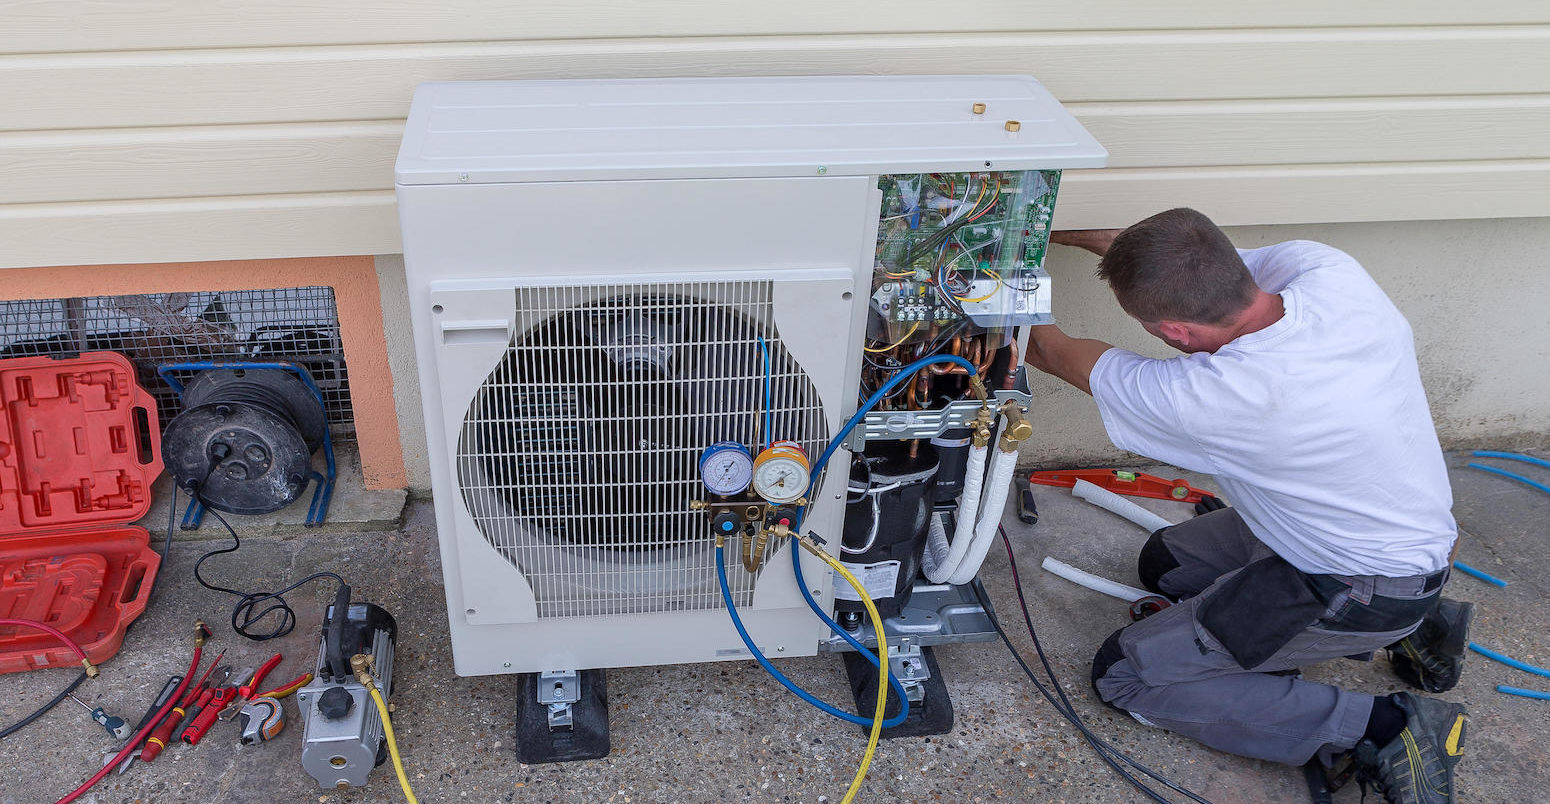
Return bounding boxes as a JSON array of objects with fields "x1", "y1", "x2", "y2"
[
  {"x1": 0, "y1": 618, "x2": 96, "y2": 674},
  {"x1": 55, "y1": 627, "x2": 205, "y2": 804}
]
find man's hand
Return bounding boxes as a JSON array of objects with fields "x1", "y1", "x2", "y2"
[
  {"x1": 1050, "y1": 229, "x2": 1123, "y2": 258},
  {"x1": 1024, "y1": 325, "x2": 1114, "y2": 395}
]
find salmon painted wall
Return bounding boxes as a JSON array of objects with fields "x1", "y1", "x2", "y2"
[{"x1": 0, "y1": 256, "x2": 406, "y2": 489}]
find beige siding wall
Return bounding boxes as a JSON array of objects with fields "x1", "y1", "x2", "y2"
[
  {"x1": 378, "y1": 217, "x2": 1550, "y2": 492},
  {"x1": 3, "y1": 4, "x2": 1550, "y2": 268}
]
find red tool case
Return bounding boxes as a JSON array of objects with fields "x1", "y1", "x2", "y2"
[{"x1": 0, "y1": 352, "x2": 163, "y2": 674}]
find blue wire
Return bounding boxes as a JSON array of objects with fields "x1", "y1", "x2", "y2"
[
  {"x1": 1473, "y1": 450, "x2": 1550, "y2": 470},
  {"x1": 1467, "y1": 462, "x2": 1550, "y2": 497},
  {"x1": 1452, "y1": 560, "x2": 1509, "y2": 588},
  {"x1": 757, "y1": 336, "x2": 772, "y2": 451},
  {"x1": 1497, "y1": 685, "x2": 1550, "y2": 700},
  {"x1": 715, "y1": 544, "x2": 907, "y2": 728},
  {"x1": 1469, "y1": 642, "x2": 1550, "y2": 679}
]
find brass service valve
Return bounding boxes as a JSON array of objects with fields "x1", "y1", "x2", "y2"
[
  {"x1": 998, "y1": 401, "x2": 1033, "y2": 452},
  {"x1": 970, "y1": 403, "x2": 997, "y2": 448}
]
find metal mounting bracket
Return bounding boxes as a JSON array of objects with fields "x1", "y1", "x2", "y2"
[
  {"x1": 889, "y1": 638, "x2": 930, "y2": 703},
  {"x1": 845, "y1": 367, "x2": 1032, "y2": 450},
  {"x1": 537, "y1": 670, "x2": 581, "y2": 730}
]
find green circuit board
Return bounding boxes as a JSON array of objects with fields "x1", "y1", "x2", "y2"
[{"x1": 869, "y1": 170, "x2": 1061, "y2": 341}]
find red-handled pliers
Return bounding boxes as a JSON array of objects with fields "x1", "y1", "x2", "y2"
[{"x1": 222, "y1": 652, "x2": 282, "y2": 720}]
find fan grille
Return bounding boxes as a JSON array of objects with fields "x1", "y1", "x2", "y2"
[{"x1": 456, "y1": 280, "x2": 831, "y2": 619}]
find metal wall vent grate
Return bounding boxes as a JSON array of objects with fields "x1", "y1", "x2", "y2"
[
  {"x1": 0, "y1": 287, "x2": 352, "y2": 429},
  {"x1": 456, "y1": 280, "x2": 830, "y2": 619}
]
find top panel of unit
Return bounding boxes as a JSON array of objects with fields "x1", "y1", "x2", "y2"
[{"x1": 395, "y1": 75, "x2": 1106, "y2": 185}]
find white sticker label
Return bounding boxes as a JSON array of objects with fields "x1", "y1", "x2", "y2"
[{"x1": 832, "y1": 560, "x2": 901, "y2": 602}]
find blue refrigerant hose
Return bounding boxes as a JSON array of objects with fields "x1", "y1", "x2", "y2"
[
  {"x1": 716, "y1": 544, "x2": 907, "y2": 728},
  {"x1": 780, "y1": 354, "x2": 980, "y2": 720},
  {"x1": 1469, "y1": 643, "x2": 1550, "y2": 679},
  {"x1": 719, "y1": 353, "x2": 978, "y2": 727},
  {"x1": 1451, "y1": 560, "x2": 1508, "y2": 588},
  {"x1": 1468, "y1": 451, "x2": 1550, "y2": 497},
  {"x1": 1496, "y1": 685, "x2": 1550, "y2": 701}
]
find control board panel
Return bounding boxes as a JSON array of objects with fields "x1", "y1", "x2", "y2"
[{"x1": 869, "y1": 170, "x2": 1060, "y2": 346}]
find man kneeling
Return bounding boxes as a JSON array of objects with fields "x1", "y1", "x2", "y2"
[{"x1": 1025, "y1": 209, "x2": 1472, "y2": 804}]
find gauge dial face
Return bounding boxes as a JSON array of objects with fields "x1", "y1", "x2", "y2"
[
  {"x1": 700, "y1": 444, "x2": 754, "y2": 496},
  {"x1": 752, "y1": 455, "x2": 810, "y2": 504}
]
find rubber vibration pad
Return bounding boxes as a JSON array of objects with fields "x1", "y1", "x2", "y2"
[
  {"x1": 514, "y1": 669, "x2": 610, "y2": 764},
  {"x1": 841, "y1": 644, "x2": 955, "y2": 738}
]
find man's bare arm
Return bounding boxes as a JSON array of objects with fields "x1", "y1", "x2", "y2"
[
  {"x1": 1050, "y1": 229, "x2": 1123, "y2": 258},
  {"x1": 1024, "y1": 325, "x2": 1113, "y2": 395}
]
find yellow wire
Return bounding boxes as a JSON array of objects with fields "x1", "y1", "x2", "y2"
[
  {"x1": 956, "y1": 270, "x2": 1004, "y2": 303},
  {"x1": 802, "y1": 540, "x2": 888, "y2": 804},
  {"x1": 863, "y1": 321, "x2": 920, "y2": 353},
  {"x1": 365, "y1": 681, "x2": 420, "y2": 804}
]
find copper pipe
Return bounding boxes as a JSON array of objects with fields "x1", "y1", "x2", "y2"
[
  {"x1": 1001, "y1": 338, "x2": 1020, "y2": 390},
  {"x1": 975, "y1": 337, "x2": 994, "y2": 376},
  {"x1": 928, "y1": 336, "x2": 965, "y2": 374}
]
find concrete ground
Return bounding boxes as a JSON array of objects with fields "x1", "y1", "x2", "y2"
[{"x1": 2, "y1": 449, "x2": 1545, "y2": 804}]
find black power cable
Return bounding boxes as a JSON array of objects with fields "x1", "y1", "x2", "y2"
[
  {"x1": 973, "y1": 526, "x2": 1215, "y2": 804},
  {"x1": 0, "y1": 670, "x2": 88, "y2": 742},
  {"x1": 996, "y1": 526, "x2": 1211, "y2": 802},
  {"x1": 183, "y1": 483, "x2": 344, "y2": 641}
]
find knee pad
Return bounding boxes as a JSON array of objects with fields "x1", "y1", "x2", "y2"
[
  {"x1": 1090, "y1": 627, "x2": 1127, "y2": 689},
  {"x1": 1137, "y1": 528, "x2": 1181, "y2": 595}
]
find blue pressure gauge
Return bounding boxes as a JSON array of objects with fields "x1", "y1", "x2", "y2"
[{"x1": 699, "y1": 442, "x2": 754, "y2": 496}]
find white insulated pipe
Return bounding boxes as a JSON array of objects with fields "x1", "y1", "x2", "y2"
[
  {"x1": 923, "y1": 442, "x2": 987, "y2": 583},
  {"x1": 1072, "y1": 479, "x2": 1174, "y2": 534},
  {"x1": 1040, "y1": 556, "x2": 1151, "y2": 603},
  {"x1": 945, "y1": 445, "x2": 1019, "y2": 585}
]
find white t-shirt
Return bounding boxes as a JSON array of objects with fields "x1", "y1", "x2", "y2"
[{"x1": 1089, "y1": 240, "x2": 1456, "y2": 577}]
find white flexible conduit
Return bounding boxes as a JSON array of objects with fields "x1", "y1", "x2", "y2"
[
  {"x1": 945, "y1": 445, "x2": 1019, "y2": 585},
  {"x1": 922, "y1": 442, "x2": 987, "y2": 582},
  {"x1": 1040, "y1": 556, "x2": 1152, "y2": 602},
  {"x1": 1071, "y1": 479, "x2": 1174, "y2": 534}
]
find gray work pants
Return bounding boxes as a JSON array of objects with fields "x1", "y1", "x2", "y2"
[{"x1": 1092, "y1": 509, "x2": 1440, "y2": 765}]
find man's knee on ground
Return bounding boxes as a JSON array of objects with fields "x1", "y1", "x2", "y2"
[
  {"x1": 1137, "y1": 528, "x2": 1180, "y2": 595},
  {"x1": 1090, "y1": 627, "x2": 1128, "y2": 708}
]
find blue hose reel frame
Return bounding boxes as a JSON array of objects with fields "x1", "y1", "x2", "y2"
[{"x1": 156, "y1": 361, "x2": 337, "y2": 528}]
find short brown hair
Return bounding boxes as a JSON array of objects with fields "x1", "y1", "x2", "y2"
[{"x1": 1096, "y1": 208, "x2": 1257, "y2": 325}]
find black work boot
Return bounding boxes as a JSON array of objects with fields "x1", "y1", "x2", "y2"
[
  {"x1": 1387, "y1": 598, "x2": 1474, "y2": 693},
  {"x1": 1354, "y1": 693, "x2": 1467, "y2": 804}
]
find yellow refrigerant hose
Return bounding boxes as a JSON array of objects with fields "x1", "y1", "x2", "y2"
[
  {"x1": 353, "y1": 656, "x2": 420, "y2": 804},
  {"x1": 800, "y1": 537, "x2": 890, "y2": 804}
]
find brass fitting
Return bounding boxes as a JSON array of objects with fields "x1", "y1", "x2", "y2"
[
  {"x1": 350, "y1": 654, "x2": 374, "y2": 686},
  {"x1": 744, "y1": 523, "x2": 793, "y2": 573},
  {"x1": 689, "y1": 499, "x2": 708, "y2": 511},
  {"x1": 82, "y1": 659, "x2": 99, "y2": 678},
  {"x1": 970, "y1": 404, "x2": 996, "y2": 448},
  {"x1": 998, "y1": 402, "x2": 1033, "y2": 452},
  {"x1": 968, "y1": 375, "x2": 988, "y2": 403}
]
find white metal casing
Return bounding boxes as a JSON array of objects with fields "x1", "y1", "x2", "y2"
[
  {"x1": 397, "y1": 75, "x2": 1106, "y2": 185},
  {"x1": 395, "y1": 76, "x2": 1104, "y2": 676}
]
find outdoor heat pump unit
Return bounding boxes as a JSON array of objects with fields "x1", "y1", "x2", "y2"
[{"x1": 396, "y1": 76, "x2": 1104, "y2": 760}]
